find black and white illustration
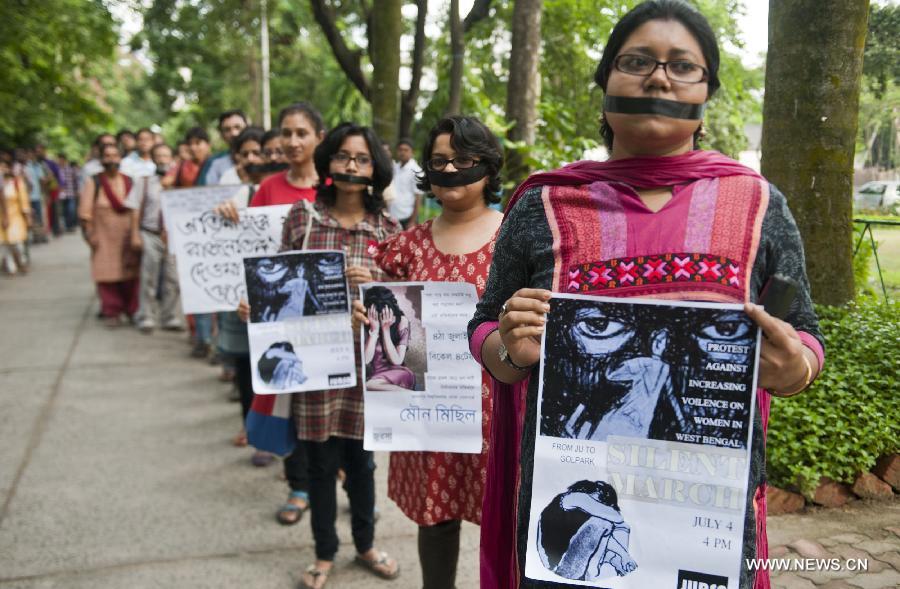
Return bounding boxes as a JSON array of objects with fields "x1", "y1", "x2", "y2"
[
  {"x1": 244, "y1": 251, "x2": 348, "y2": 323},
  {"x1": 537, "y1": 480, "x2": 637, "y2": 582},
  {"x1": 525, "y1": 294, "x2": 760, "y2": 588},
  {"x1": 245, "y1": 250, "x2": 356, "y2": 395},
  {"x1": 540, "y1": 297, "x2": 758, "y2": 449},
  {"x1": 257, "y1": 341, "x2": 308, "y2": 390}
]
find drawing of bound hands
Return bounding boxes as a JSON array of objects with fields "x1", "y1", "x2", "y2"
[{"x1": 590, "y1": 329, "x2": 671, "y2": 440}]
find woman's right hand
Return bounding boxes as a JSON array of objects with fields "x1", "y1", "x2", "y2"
[
  {"x1": 351, "y1": 300, "x2": 369, "y2": 333},
  {"x1": 237, "y1": 298, "x2": 250, "y2": 323},
  {"x1": 215, "y1": 200, "x2": 240, "y2": 223},
  {"x1": 498, "y1": 288, "x2": 552, "y2": 368}
]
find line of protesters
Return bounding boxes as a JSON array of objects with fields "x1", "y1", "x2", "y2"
[{"x1": 9, "y1": 3, "x2": 830, "y2": 588}]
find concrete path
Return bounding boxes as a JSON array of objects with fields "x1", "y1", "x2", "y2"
[{"x1": 0, "y1": 235, "x2": 896, "y2": 589}]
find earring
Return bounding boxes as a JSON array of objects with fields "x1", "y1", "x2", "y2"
[
  {"x1": 698, "y1": 121, "x2": 708, "y2": 140},
  {"x1": 367, "y1": 185, "x2": 374, "y2": 196}
]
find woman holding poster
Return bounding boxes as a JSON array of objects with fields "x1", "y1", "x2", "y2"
[
  {"x1": 278, "y1": 122, "x2": 401, "y2": 589},
  {"x1": 352, "y1": 115, "x2": 504, "y2": 589},
  {"x1": 467, "y1": 2, "x2": 824, "y2": 588}
]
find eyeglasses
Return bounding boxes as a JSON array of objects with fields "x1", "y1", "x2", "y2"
[
  {"x1": 331, "y1": 152, "x2": 372, "y2": 167},
  {"x1": 613, "y1": 54, "x2": 709, "y2": 84},
  {"x1": 262, "y1": 148, "x2": 283, "y2": 159},
  {"x1": 426, "y1": 156, "x2": 481, "y2": 171},
  {"x1": 239, "y1": 149, "x2": 261, "y2": 159}
]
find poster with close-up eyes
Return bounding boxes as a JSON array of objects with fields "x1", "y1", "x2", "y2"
[
  {"x1": 525, "y1": 294, "x2": 760, "y2": 589},
  {"x1": 360, "y1": 282, "x2": 482, "y2": 453},
  {"x1": 243, "y1": 250, "x2": 355, "y2": 394}
]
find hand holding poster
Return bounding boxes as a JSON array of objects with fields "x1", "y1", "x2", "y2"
[
  {"x1": 244, "y1": 251, "x2": 355, "y2": 394},
  {"x1": 168, "y1": 204, "x2": 289, "y2": 314},
  {"x1": 160, "y1": 184, "x2": 251, "y2": 252},
  {"x1": 526, "y1": 294, "x2": 760, "y2": 588},
  {"x1": 361, "y1": 282, "x2": 482, "y2": 453}
]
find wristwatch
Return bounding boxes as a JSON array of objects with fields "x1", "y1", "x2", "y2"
[{"x1": 498, "y1": 342, "x2": 534, "y2": 371}]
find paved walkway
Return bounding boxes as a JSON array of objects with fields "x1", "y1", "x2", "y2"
[{"x1": 0, "y1": 235, "x2": 896, "y2": 589}]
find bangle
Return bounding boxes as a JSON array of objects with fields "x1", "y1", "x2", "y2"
[{"x1": 774, "y1": 354, "x2": 813, "y2": 397}]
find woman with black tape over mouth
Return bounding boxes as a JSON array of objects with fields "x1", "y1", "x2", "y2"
[{"x1": 467, "y1": 2, "x2": 825, "y2": 588}]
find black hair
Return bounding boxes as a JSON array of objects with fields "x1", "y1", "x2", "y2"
[
  {"x1": 94, "y1": 133, "x2": 115, "y2": 148},
  {"x1": 567, "y1": 480, "x2": 621, "y2": 511},
  {"x1": 184, "y1": 126, "x2": 210, "y2": 143},
  {"x1": 150, "y1": 143, "x2": 172, "y2": 158},
  {"x1": 363, "y1": 286, "x2": 405, "y2": 346},
  {"x1": 594, "y1": 0, "x2": 721, "y2": 149},
  {"x1": 176, "y1": 140, "x2": 188, "y2": 148},
  {"x1": 262, "y1": 129, "x2": 281, "y2": 146},
  {"x1": 116, "y1": 129, "x2": 134, "y2": 141},
  {"x1": 218, "y1": 109, "x2": 248, "y2": 128},
  {"x1": 417, "y1": 116, "x2": 503, "y2": 205},
  {"x1": 277, "y1": 102, "x2": 325, "y2": 134},
  {"x1": 313, "y1": 122, "x2": 392, "y2": 214},
  {"x1": 135, "y1": 127, "x2": 154, "y2": 138},
  {"x1": 396, "y1": 138, "x2": 414, "y2": 149},
  {"x1": 258, "y1": 342, "x2": 296, "y2": 384},
  {"x1": 231, "y1": 126, "x2": 265, "y2": 154}
]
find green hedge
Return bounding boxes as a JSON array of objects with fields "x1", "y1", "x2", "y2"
[{"x1": 767, "y1": 298, "x2": 900, "y2": 498}]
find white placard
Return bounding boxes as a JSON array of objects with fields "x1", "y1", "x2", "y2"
[
  {"x1": 161, "y1": 184, "x2": 251, "y2": 252},
  {"x1": 362, "y1": 282, "x2": 482, "y2": 453},
  {"x1": 244, "y1": 251, "x2": 356, "y2": 394},
  {"x1": 524, "y1": 294, "x2": 760, "y2": 589},
  {"x1": 169, "y1": 204, "x2": 289, "y2": 314}
]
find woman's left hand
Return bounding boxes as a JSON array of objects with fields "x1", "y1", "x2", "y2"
[
  {"x1": 346, "y1": 265, "x2": 374, "y2": 289},
  {"x1": 744, "y1": 303, "x2": 814, "y2": 395},
  {"x1": 380, "y1": 307, "x2": 395, "y2": 329}
]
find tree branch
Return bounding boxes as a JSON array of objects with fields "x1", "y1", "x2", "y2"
[
  {"x1": 399, "y1": 0, "x2": 427, "y2": 137},
  {"x1": 309, "y1": 0, "x2": 370, "y2": 100},
  {"x1": 463, "y1": 0, "x2": 493, "y2": 33}
]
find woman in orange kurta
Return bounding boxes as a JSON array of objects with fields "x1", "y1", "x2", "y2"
[
  {"x1": 1, "y1": 158, "x2": 32, "y2": 274},
  {"x1": 79, "y1": 144, "x2": 140, "y2": 325}
]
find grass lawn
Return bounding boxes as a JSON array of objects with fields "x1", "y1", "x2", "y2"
[{"x1": 857, "y1": 222, "x2": 900, "y2": 298}]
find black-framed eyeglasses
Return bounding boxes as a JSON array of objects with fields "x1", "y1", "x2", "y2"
[
  {"x1": 613, "y1": 54, "x2": 709, "y2": 84},
  {"x1": 262, "y1": 147, "x2": 283, "y2": 159},
  {"x1": 426, "y1": 156, "x2": 481, "y2": 171},
  {"x1": 331, "y1": 152, "x2": 372, "y2": 167}
]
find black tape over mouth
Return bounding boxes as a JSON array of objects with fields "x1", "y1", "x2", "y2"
[
  {"x1": 332, "y1": 173, "x2": 372, "y2": 185},
  {"x1": 604, "y1": 95, "x2": 706, "y2": 120},
  {"x1": 245, "y1": 162, "x2": 290, "y2": 175},
  {"x1": 427, "y1": 164, "x2": 488, "y2": 188}
]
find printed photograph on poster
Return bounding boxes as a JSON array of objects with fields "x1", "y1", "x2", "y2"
[
  {"x1": 361, "y1": 282, "x2": 483, "y2": 454},
  {"x1": 244, "y1": 250, "x2": 355, "y2": 395},
  {"x1": 540, "y1": 297, "x2": 758, "y2": 449},
  {"x1": 361, "y1": 284, "x2": 426, "y2": 392},
  {"x1": 245, "y1": 251, "x2": 349, "y2": 323},
  {"x1": 169, "y1": 204, "x2": 289, "y2": 314}
]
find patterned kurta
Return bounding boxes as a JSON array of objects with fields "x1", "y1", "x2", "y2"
[
  {"x1": 1, "y1": 177, "x2": 31, "y2": 244},
  {"x1": 281, "y1": 200, "x2": 401, "y2": 441},
  {"x1": 376, "y1": 220, "x2": 496, "y2": 526}
]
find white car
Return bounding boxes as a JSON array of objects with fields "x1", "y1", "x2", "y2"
[{"x1": 854, "y1": 181, "x2": 900, "y2": 213}]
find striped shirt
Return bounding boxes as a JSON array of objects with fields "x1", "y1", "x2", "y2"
[{"x1": 282, "y1": 199, "x2": 401, "y2": 441}]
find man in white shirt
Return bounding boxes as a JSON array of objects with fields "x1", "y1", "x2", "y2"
[
  {"x1": 120, "y1": 128, "x2": 157, "y2": 178},
  {"x1": 390, "y1": 139, "x2": 423, "y2": 227}
]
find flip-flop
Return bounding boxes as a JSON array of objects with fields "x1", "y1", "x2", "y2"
[
  {"x1": 354, "y1": 551, "x2": 400, "y2": 580},
  {"x1": 299, "y1": 563, "x2": 330, "y2": 589},
  {"x1": 277, "y1": 491, "x2": 309, "y2": 525}
]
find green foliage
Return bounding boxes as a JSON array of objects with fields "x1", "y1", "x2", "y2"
[
  {"x1": 0, "y1": 0, "x2": 118, "y2": 147},
  {"x1": 857, "y1": 3, "x2": 900, "y2": 170},
  {"x1": 852, "y1": 224, "x2": 875, "y2": 297},
  {"x1": 767, "y1": 299, "x2": 900, "y2": 498}
]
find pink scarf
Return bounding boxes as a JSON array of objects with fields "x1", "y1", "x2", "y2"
[{"x1": 477, "y1": 150, "x2": 765, "y2": 589}]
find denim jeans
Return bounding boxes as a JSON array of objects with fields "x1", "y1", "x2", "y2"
[{"x1": 304, "y1": 437, "x2": 376, "y2": 560}]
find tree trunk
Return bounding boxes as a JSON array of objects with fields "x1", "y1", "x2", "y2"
[
  {"x1": 399, "y1": 0, "x2": 427, "y2": 139},
  {"x1": 505, "y1": 0, "x2": 543, "y2": 186},
  {"x1": 446, "y1": 0, "x2": 464, "y2": 116},
  {"x1": 760, "y1": 0, "x2": 869, "y2": 306},
  {"x1": 370, "y1": 0, "x2": 402, "y2": 144}
]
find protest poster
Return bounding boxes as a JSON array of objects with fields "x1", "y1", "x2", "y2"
[
  {"x1": 361, "y1": 282, "x2": 482, "y2": 453},
  {"x1": 168, "y1": 204, "x2": 289, "y2": 314},
  {"x1": 244, "y1": 250, "x2": 355, "y2": 394},
  {"x1": 160, "y1": 184, "x2": 251, "y2": 252},
  {"x1": 525, "y1": 294, "x2": 760, "y2": 589}
]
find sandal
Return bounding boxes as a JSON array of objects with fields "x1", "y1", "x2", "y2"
[
  {"x1": 277, "y1": 490, "x2": 309, "y2": 525},
  {"x1": 355, "y1": 550, "x2": 400, "y2": 580},
  {"x1": 299, "y1": 563, "x2": 330, "y2": 589}
]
